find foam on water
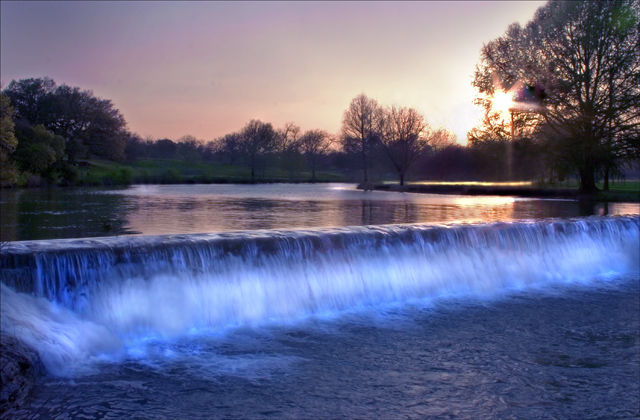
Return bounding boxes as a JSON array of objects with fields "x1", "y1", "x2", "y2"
[
  {"x1": 0, "y1": 283, "x2": 122, "y2": 376},
  {"x1": 1, "y1": 216, "x2": 638, "y2": 376}
]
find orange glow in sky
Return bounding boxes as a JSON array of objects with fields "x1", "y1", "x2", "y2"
[{"x1": 1, "y1": 1, "x2": 546, "y2": 145}]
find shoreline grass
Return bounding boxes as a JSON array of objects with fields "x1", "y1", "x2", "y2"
[
  {"x1": 6, "y1": 157, "x2": 639, "y2": 203},
  {"x1": 7, "y1": 158, "x2": 349, "y2": 188},
  {"x1": 365, "y1": 180, "x2": 640, "y2": 203}
]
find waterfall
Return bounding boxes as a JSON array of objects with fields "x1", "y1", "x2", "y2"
[{"x1": 1, "y1": 216, "x2": 638, "y2": 376}]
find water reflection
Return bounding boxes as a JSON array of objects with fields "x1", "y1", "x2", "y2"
[
  {"x1": 1, "y1": 188, "x2": 141, "y2": 241},
  {"x1": 1, "y1": 183, "x2": 638, "y2": 241}
]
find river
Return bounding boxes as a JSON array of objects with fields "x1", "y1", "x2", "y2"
[
  {"x1": 1, "y1": 183, "x2": 638, "y2": 241},
  {"x1": 1, "y1": 184, "x2": 638, "y2": 419}
]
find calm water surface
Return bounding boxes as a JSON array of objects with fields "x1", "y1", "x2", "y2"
[{"x1": 1, "y1": 183, "x2": 638, "y2": 241}]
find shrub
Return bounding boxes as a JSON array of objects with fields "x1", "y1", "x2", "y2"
[
  {"x1": 57, "y1": 163, "x2": 80, "y2": 186},
  {"x1": 161, "y1": 169, "x2": 182, "y2": 184}
]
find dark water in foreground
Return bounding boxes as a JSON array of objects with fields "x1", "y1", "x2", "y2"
[{"x1": 10, "y1": 279, "x2": 640, "y2": 420}]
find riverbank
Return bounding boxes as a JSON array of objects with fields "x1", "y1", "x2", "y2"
[
  {"x1": 360, "y1": 182, "x2": 640, "y2": 203},
  {"x1": 1, "y1": 158, "x2": 349, "y2": 188}
]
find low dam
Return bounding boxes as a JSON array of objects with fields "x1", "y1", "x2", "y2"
[{"x1": 1, "y1": 216, "x2": 639, "y2": 418}]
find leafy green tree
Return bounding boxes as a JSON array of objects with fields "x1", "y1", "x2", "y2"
[
  {"x1": 3, "y1": 77, "x2": 128, "y2": 164},
  {"x1": 420, "y1": 145, "x2": 474, "y2": 181},
  {"x1": 3, "y1": 77, "x2": 56, "y2": 124},
  {"x1": 0, "y1": 92, "x2": 18, "y2": 164},
  {"x1": 0, "y1": 91, "x2": 19, "y2": 186},
  {"x1": 14, "y1": 121, "x2": 65, "y2": 178},
  {"x1": 44, "y1": 84, "x2": 128, "y2": 162}
]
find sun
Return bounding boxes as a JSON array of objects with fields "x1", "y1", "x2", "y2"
[{"x1": 491, "y1": 90, "x2": 514, "y2": 116}]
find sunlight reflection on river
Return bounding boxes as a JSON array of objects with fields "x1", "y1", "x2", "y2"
[{"x1": 1, "y1": 183, "x2": 638, "y2": 241}]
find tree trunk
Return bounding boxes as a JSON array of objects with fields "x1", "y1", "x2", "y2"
[
  {"x1": 66, "y1": 138, "x2": 77, "y2": 165},
  {"x1": 399, "y1": 171, "x2": 405, "y2": 186},
  {"x1": 67, "y1": 150, "x2": 76, "y2": 166},
  {"x1": 250, "y1": 153, "x2": 256, "y2": 183},
  {"x1": 603, "y1": 167, "x2": 610, "y2": 191},
  {"x1": 361, "y1": 146, "x2": 368, "y2": 184},
  {"x1": 578, "y1": 166, "x2": 598, "y2": 194}
]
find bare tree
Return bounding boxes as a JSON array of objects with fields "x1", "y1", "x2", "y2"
[
  {"x1": 277, "y1": 122, "x2": 303, "y2": 180},
  {"x1": 379, "y1": 106, "x2": 430, "y2": 186},
  {"x1": 217, "y1": 132, "x2": 243, "y2": 165},
  {"x1": 201, "y1": 139, "x2": 221, "y2": 162},
  {"x1": 276, "y1": 122, "x2": 302, "y2": 152},
  {"x1": 429, "y1": 128, "x2": 458, "y2": 152},
  {"x1": 239, "y1": 119, "x2": 277, "y2": 182},
  {"x1": 299, "y1": 129, "x2": 334, "y2": 182},
  {"x1": 340, "y1": 93, "x2": 384, "y2": 184},
  {"x1": 176, "y1": 134, "x2": 202, "y2": 173}
]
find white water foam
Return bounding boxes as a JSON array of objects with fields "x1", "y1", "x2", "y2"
[
  {"x1": 1, "y1": 217, "x2": 638, "y2": 376},
  {"x1": 0, "y1": 283, "x2": 122, "y2": 376}
]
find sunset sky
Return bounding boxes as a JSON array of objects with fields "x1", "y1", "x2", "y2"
[{"x1": 1, "y1": 1, "x2": 545, "y2": 144}]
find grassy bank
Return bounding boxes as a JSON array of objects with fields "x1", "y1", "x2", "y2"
[
  {"x1": 70, "y1": 158, "x2": 347, "y2": 186},
  {"x1": 365, "y1": 180, "x2": 640, "y2": 202},
  {"x1": 540, "y1": 180, "x2": 640, "y2": 202}
]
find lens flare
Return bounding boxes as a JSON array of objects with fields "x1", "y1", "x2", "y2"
[{"x1": 491, "y1": 90, "x2": 515, "y2": 117}]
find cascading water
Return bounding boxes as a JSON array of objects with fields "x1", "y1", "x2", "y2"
[{"x1": 1, "y1": 216, "x2": 639, "y2": 378}]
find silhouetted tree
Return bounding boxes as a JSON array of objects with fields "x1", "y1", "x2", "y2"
[
  {"x1": 124, "y1": 133, "x2": 145, "y2": 162},
  {"x1": 217, "y1": 132, "x2": 243, "y2": 165},
  {"x1": 379, "y1": 106, "x2": 431, "y2": 186},
  {"x1": 340, "y1": 93, "x2": 384, "y2": 184},
  {"x1": 430, "y1": 128, "x2": 458, "y2": 152},
  {"x1": 427, "y1": 145, "x2": 474, "y2": 181},
  {"x1": 239, "y1": 119, "x2": 277, "y2": 182},
  {"x1": 299, "y1": 129, "x2": 333, "y2": 182},
  {"x1": 201, "y1": 140, "x2": 220, "y2": 162},
  {"x1": 277, "y1": 122, "x2": 304, "y2": 180},
  {"x1": 3, "y1": 77, "x2": 56, "y2": 124},
  {"x1": 472, "y1": 0, "x2": 640, "y2": 192},
  {"x1": 177, "y1": 135, "x2": 202, "y2": 172},
  {"x1": 153, "y1": 138, "x2": 178, "y2": 159}
]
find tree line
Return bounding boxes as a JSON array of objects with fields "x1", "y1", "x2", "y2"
[
  {"x1": 2, "y1": 0, "x2": 638, "y2": 190},
  {"x1": 0, "y1": 77, "x2": 463, "y2": 187},
  {"x1": 125, "y1": 122, "x2": 337, "y2": 183}
]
